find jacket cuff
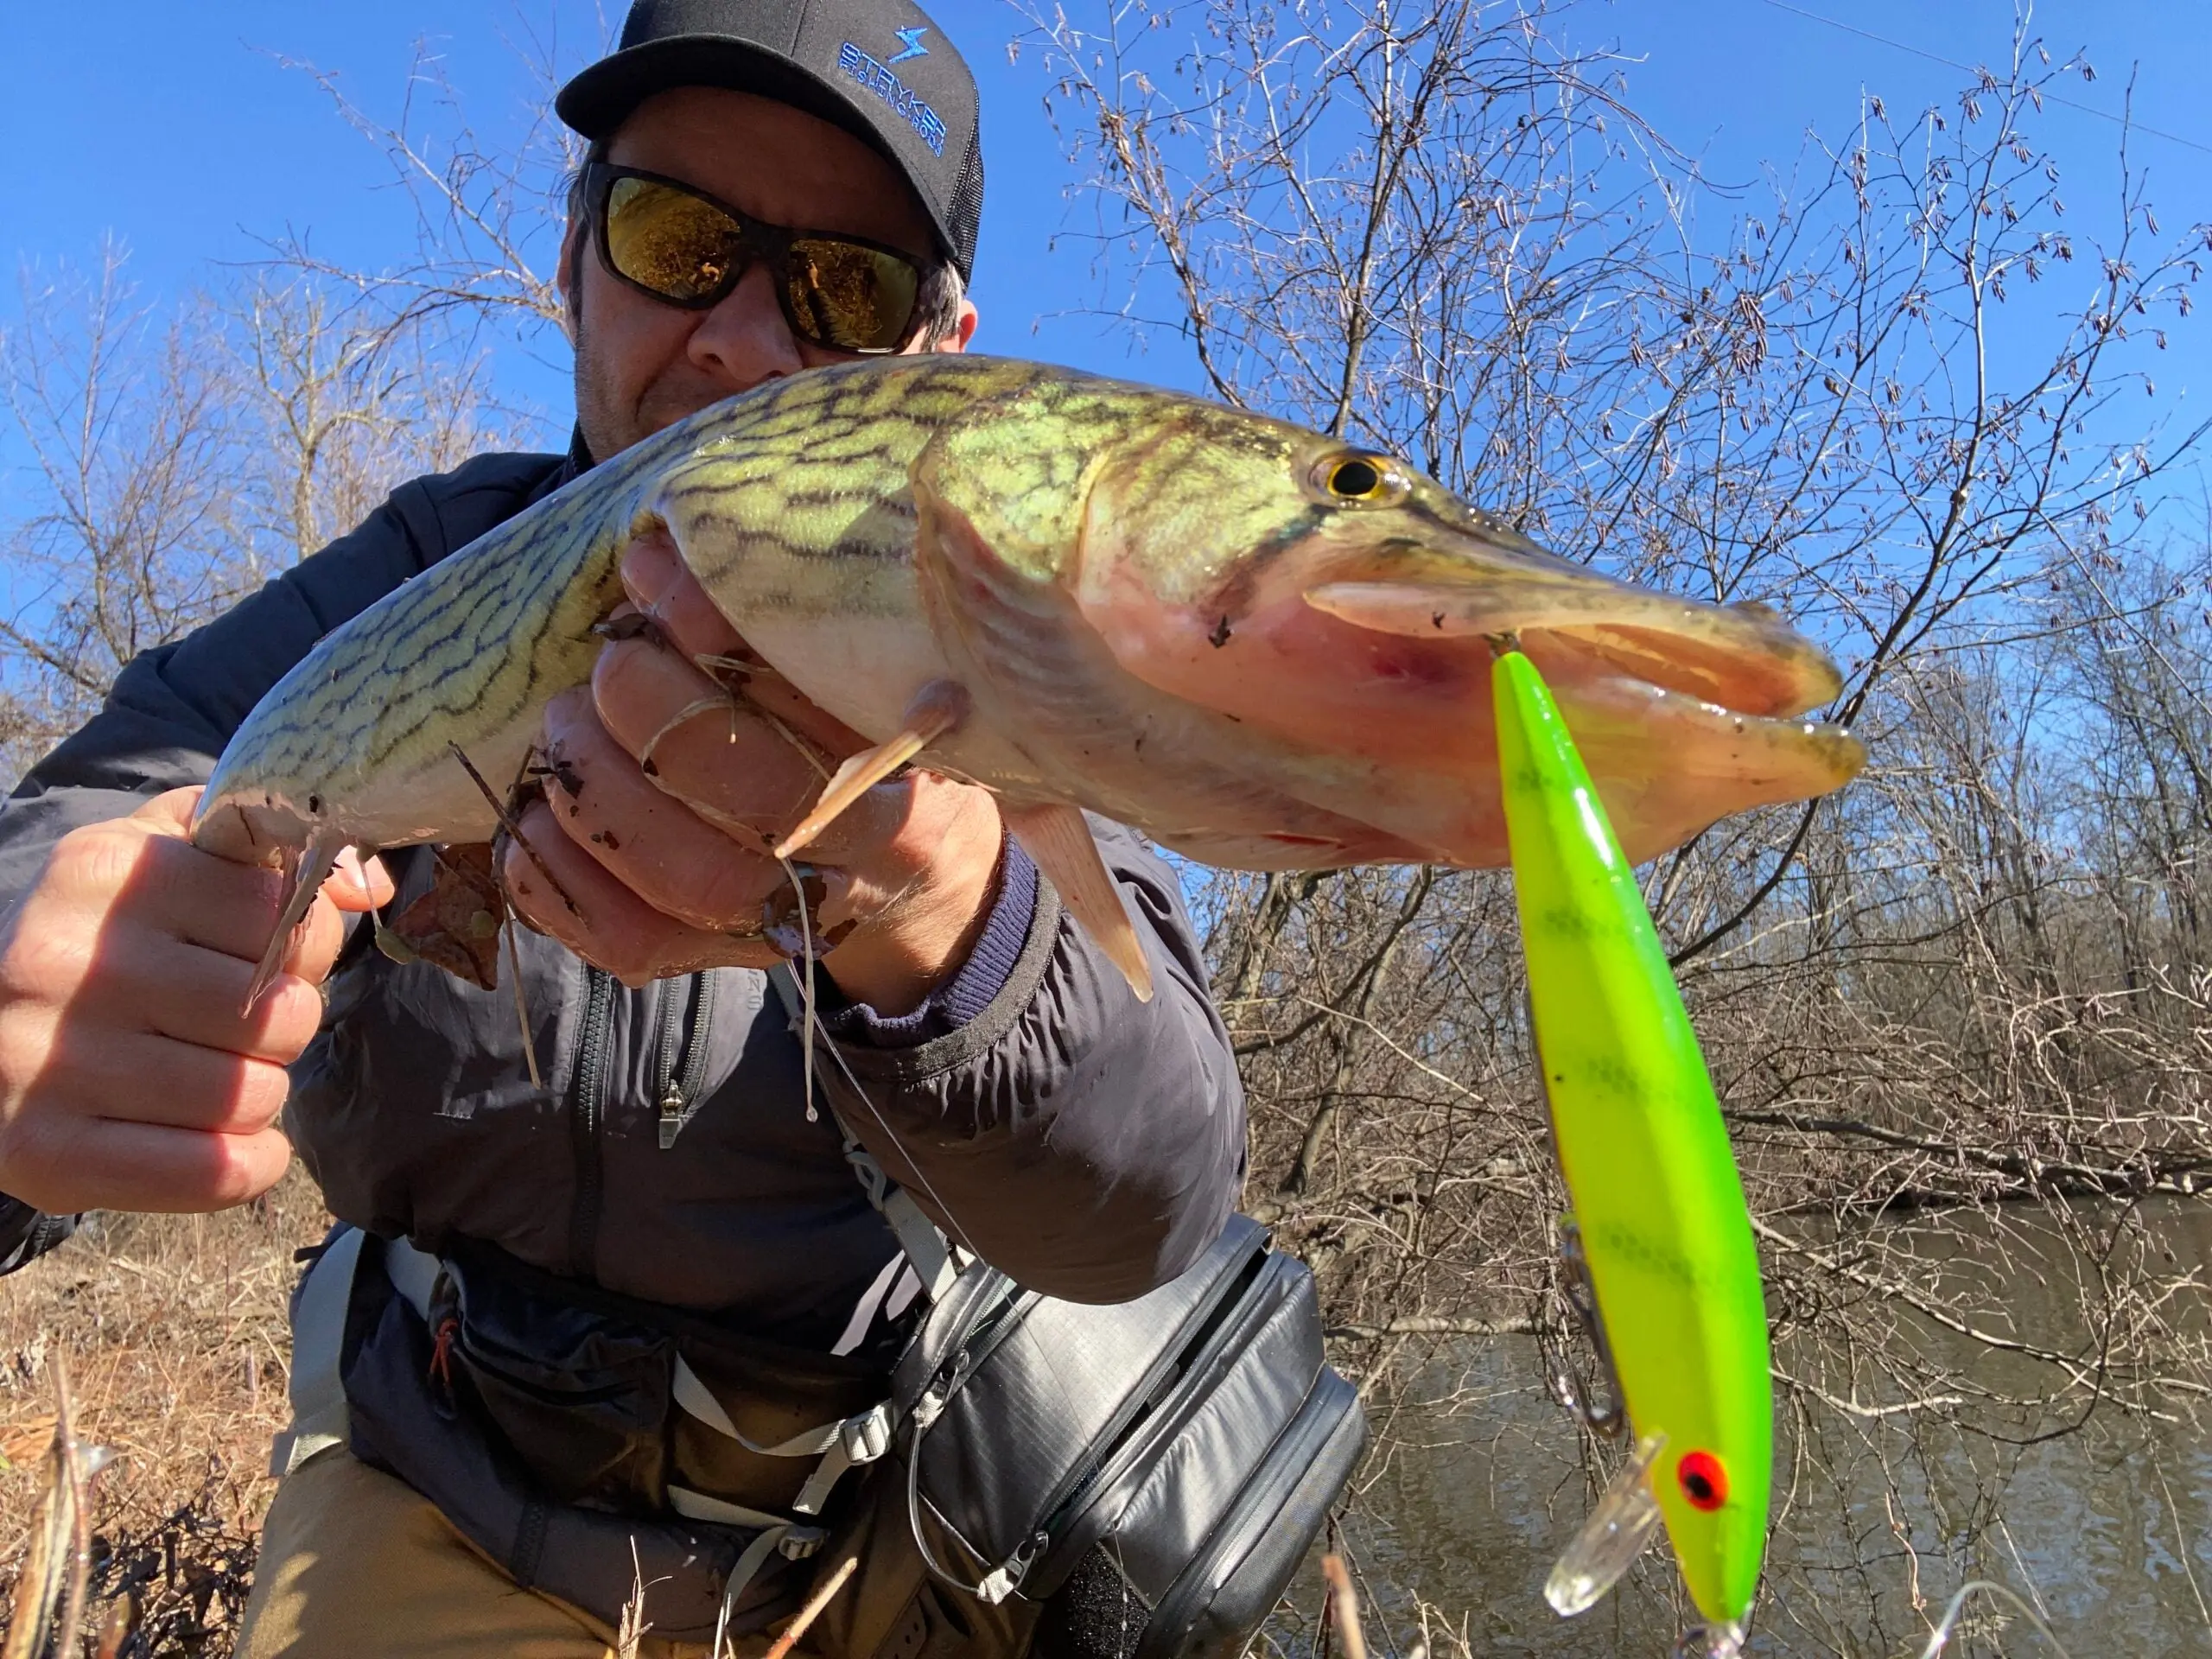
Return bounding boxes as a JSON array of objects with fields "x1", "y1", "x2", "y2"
[
  {"x1": 818, "y1": 842, "x2": 1039, "y2": 1050},
  {"x1": 0, "y1": 1194, "x2": 77, "y2": 1275}
]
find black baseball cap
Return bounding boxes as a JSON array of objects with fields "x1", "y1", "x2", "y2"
[{"x1": 557, "y1": 0, "x2": 983, "y2": 280}]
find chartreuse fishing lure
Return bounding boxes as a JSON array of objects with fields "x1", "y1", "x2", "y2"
[{"x1": 1492, "y1": 645, "x2": 1772, "y2": 1657}]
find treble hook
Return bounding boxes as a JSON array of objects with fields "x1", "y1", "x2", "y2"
[{"x1": 1554, "y1": 1216, "x2": 1627, "y2": 1439}]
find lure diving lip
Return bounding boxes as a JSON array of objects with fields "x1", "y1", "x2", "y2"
[{"x1": 1491, "y1": 644, "x2": 1776, "y2": 1656}]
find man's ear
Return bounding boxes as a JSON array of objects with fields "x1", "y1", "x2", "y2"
[
  {"x1": 556, "y1": 219, "x2": 586, "y2": 346},
  {"x1": 933, "y1": 298, "x2": 980, "y2": 355}
]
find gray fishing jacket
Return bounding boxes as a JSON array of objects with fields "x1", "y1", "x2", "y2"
[{"x1": 0, "y1": 436, "x2": 1245, "y2": 1338}]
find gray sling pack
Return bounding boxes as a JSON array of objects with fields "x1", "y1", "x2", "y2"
[
  {"x1": 271, "y1": 968, "x2": 1364, "y2": 1656},
  {"x1": 766, "y1": 968, "x2": 1370, "y2": 1659}
]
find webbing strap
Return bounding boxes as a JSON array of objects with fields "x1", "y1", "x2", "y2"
[
  {"x1": 671, "y1": 1357, "x2": 895, "y2": 1516},
  {"x1": 269, "y1": 1226, "x2": 366, "y2": 1478},
  {"x1": 667, "y1": 1486, "x2": 830, "y2": 1625}
]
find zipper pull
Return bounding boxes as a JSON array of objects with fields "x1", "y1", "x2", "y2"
[{"x1": 658, "y1": 1084, "x2": 687, "y2": 1150}]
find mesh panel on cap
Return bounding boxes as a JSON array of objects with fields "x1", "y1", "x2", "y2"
[{"x1": 947, "y1": 124, "x2": 984, "y2": 276}]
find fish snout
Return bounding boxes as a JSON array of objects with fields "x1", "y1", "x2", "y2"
[{"x1": 1304, "y1": 534, "x2": 1848, "y2": 723}]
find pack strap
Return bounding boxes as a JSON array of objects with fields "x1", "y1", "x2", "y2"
[
  {"x1": 671, "y1": 1357, "x2": 894, "y2": 1516},
  {"x1": 269, "y1": 1225, "x2": 367, "y2": 1478},
  {"x1": 664, "y1": 1487, "x2": 830, "y2": 1628}
]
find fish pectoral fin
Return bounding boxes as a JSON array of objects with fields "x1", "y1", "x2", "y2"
[
  {"x1": 1004, "y1": 803, "x2": 1154, "y2": 1004},
  {"x1": 772, "y1": 680, "x2": 971, "y2": 860},
  {"x1": 244, "y1": 828, "x2": 349, "y2": 1014},
  {"x1": 1544, "y1": 1432, "x2": 1669, "y2": 1618}
]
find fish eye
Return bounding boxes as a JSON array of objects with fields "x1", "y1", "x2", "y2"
[
  {"x1": 1677, "y1": 1449, "x2": 1728, "y2": 1512},
  {"x1": 1309, "y1": 452, "x2": 1407, "y2": 505}
]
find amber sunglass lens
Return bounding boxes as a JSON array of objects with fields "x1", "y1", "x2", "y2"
[
  {"x1": 604, "y1": 178, "x2": 742, "y2": 302},
  {"x1": 786, "y1": 239, "x2": 919, "y2": 351}
]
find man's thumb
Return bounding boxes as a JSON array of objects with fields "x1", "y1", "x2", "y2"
[
  {"x1": 324, "y1": 848, "x2": 397, "y2": 912},
  {"x1": 132, "y1": 785, "x2": 207, "y2": 838}
]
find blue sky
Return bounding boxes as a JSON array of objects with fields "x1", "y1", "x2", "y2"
[{"x1": 4, "y1": 0, "x2": 2209, "y2": 474}]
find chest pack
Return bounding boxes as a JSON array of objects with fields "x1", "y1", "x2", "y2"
[{"x1": 274, "y1": 966, "x2": 1365, "y2": 1656}]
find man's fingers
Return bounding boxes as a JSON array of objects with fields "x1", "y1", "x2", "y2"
[
  {"x1": 620, "y1": 528, "x2": 743, "y2": 659},
  {"x1": 504, "y1": 795, "x2": 789, "y2": 982},
  {"x1": 129, "y1": 785, "x2": 208, "y2": 837},
  {"x1": 591, "y1": 639, "x2": 834, "y2": 840},
  {"x1": 59, "y1": 828, "x2": 296, "y2": 965},
  {"x1": 324, "y1": 849, "x2": 396, "y2": 912},
  {"x1": 617, "y1": 537, "x2": 868, "y2": 755},
  {"x1": 538, "y1": 693, "x2": 791, "y2": 931},
  {"x1": 60, "y1": 1027, "x2": 294, "y2": 1135},
  {"x1": 3, "y1": 1116, "x2": 291, "y2": 1216},
  {"x1": 81, "y1": 936, "x2": 330, "y2": 1065}
]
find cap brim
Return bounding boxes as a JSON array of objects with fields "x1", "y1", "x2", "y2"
[{"x1": 556, "y1": 37, "x2": 957, "y2": 266}]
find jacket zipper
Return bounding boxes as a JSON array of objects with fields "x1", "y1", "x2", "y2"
[
  {"x1": 657, "y1": 972, "x2": 716, "y2": 1149},
  {"x1": 568, "y1": 966, "x2": 617, "y2": 1276}
]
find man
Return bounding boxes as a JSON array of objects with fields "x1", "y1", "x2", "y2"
[{"x1": 0, "y1": 3, "x2": 1246, "y2": 1653}]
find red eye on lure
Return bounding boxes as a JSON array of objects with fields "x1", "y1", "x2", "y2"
[{"x1": 1678, "y1": 1451, "x2": 1728, "y2": 1512}]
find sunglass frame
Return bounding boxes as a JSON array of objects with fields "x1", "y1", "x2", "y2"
[{"x1": 584, "y1": 162, "x2": 936, "y2": 354}]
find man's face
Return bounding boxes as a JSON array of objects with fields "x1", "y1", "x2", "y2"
[{"x1": 561, "y1": 85, "x2": 976, "y2": 459}]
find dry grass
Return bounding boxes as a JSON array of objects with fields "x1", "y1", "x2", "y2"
[{"x1": 0, "y1": 1170, "x2": 329, "y2": 1654}]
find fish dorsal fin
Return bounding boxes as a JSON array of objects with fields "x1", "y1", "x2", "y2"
[{"x1": 1003, "y1": 803, "x2": 1154, "y2": 1004}]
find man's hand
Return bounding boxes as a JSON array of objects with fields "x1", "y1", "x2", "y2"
[
  {"x1": 505, "y1": 530, "x2": 1005, "y2": 1016},
  {"x1": 0, "y1": 788, "x2": 393, "y2": 1215}
]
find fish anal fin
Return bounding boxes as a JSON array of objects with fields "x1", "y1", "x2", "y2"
[
  {"x1": 772, "y1": 680, "x2": 970, "y2": 860},
  {"x1": 244, "y1": 829, "x2": 347, "y2": 1014},
  {"x1": 1005, "y1": 803, "x2": 1154, "y2": 1004}
]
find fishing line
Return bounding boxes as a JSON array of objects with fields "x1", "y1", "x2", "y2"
[
  {"x1": 1910, "y1": 1579, "x2": 2074, "y2": 1658},
  {"x1": 1759, "y1": 0, "x2": 2212, "y2": 158},
  {"x1": 772, "y1": 852, "x2": 983, "y2": 1262}
]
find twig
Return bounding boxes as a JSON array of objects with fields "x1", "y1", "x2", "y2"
[
  {"x1": 763, "y1": 1554, "x2": 859, "y2": 1659},
  {"x1": 1320, "y1": 1554, "x2": 1370, "y2": 1659},
  {"x1": 2, "y1": 1354, "x2": 112, "y2": 1659},
  {"x1": 448, "y1": 740, "x2": 581, "y2": 917},
  {"x1": 503, "y1": 900, "x2": 543, "y2": 1090}
]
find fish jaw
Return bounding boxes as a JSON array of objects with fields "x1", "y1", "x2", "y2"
[{"x1": 1075, "y1": 444, "x2": 1866, "y2": 867}]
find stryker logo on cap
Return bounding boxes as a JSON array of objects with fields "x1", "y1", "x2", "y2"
[
  {"x1": 836, "y1": 37, "x2": 946, "y2": 155},
  {"x1": 556, "y1": 0, "x2": 985, "y2": 280}
]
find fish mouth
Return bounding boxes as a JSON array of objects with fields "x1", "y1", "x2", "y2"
[
  {"x1": 1304, "y1": 576, "x2": 1846, "y2": 724},
  {"x1": 1299, "y1": 557, "x2": 1868, "y2": 862}
]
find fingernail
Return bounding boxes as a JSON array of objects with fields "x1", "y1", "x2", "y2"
[
  {"x1": 543, "y1": 686, "x2": 594, "y2": 738},
  {"x1": 620, "y1": 532, "x2": 683, "y2": 612}
]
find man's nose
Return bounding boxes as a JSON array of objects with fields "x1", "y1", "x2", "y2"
[{"x1": 685, "y1": 261, "x2": 805, "y2": 390}]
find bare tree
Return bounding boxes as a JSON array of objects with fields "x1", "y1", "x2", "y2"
[
  {"x1": 1023, "y1": 1, "x2": 2212, "y2": 1649},
  {"x1": 0, "y1": 244, "x2": 540, "y2": 778},
  {"x1": 6, "y1": 3, "x2": 2210, "y2": 1649}
]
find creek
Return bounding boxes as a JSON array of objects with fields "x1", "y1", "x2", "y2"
[{"x1": 1274, "y1": 1200, "x2": 2212, "y2": 1657}]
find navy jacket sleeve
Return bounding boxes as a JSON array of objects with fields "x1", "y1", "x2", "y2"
[
  {"x1": 0, "y1": 453, "x2": 566, "y2": 1269},
  {"x1": 815, "y1": 817, "x2": 1247, "y2": 1304}
]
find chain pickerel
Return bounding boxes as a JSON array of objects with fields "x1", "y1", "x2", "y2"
[{"x1": 193, "y1": 356, "x2": 1867, "y2": 999}]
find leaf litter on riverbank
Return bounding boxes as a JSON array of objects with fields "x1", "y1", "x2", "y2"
[{"x1": 0, "y1": 1172, "x2": 323, "y2": 1653}]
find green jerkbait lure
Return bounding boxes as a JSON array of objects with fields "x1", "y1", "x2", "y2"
[{"x1": 1494, "y1": 647, "x2": 1771, "y2": 1653}]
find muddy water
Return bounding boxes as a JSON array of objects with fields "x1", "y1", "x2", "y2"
[{"x1": 1275, "y1": 1203, "x2": 2212, "y2": 1657}]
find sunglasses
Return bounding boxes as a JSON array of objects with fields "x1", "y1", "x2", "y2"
[{"x1": 586, "y1": 163, "x2": 933, "y2": 355}]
